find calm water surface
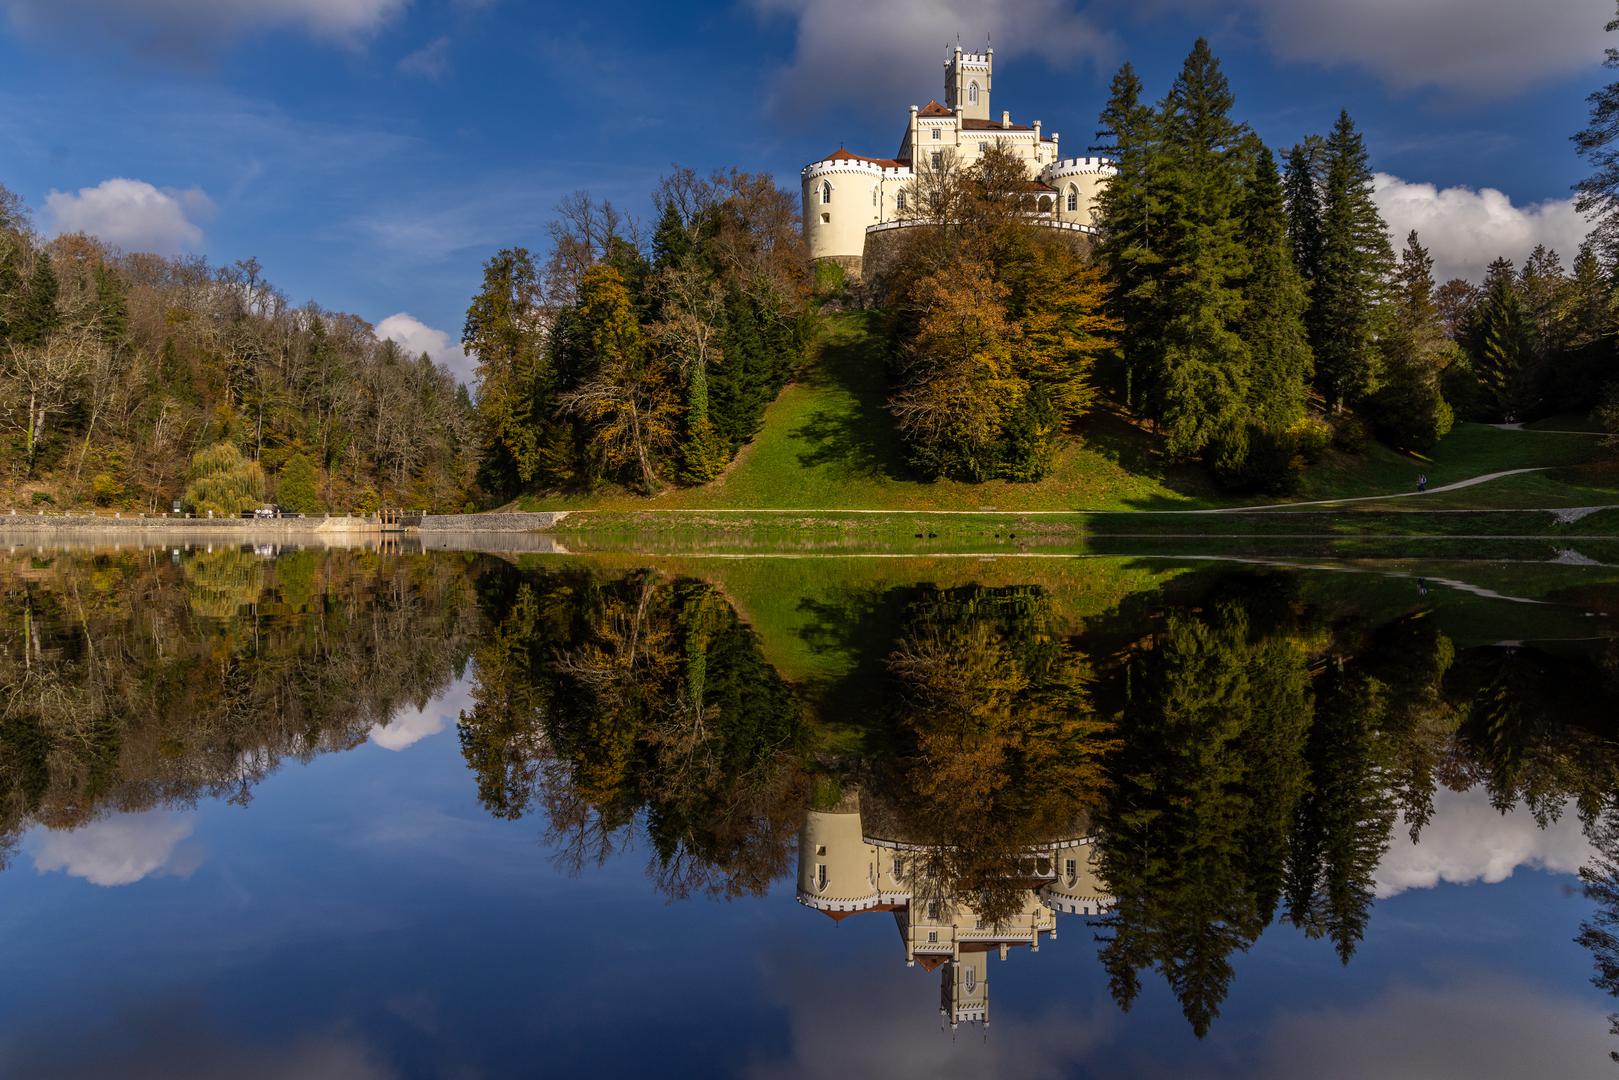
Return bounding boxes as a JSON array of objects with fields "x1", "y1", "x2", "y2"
[{"x1": 2, "y1": 544, "x2": 1618, "y2": 1078}]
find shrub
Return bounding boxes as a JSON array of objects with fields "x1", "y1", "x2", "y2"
[
  {"x1": 275, "y1": 453, "x2": 323, "y2": 514},
  {"x1": 1332, "y1": 414, "x2": 1370, "y2": 454},
  {"x1": 183, "y1": 442, "x2": 266, "y2": 517},
  {"x1": 1597, "y1": 382, "x2": 1619, "y2": 454},
  {"x1": 89, "y1": 472, "x2": 120, "y2": 507},
  {"x1": 812, "y1": 260, "x2": 846, "y2": 297},
  {"x1": 1288, "y1": 416, "x2": 1333, "y2": 463},
  {"x1": 30, "y1": 490, "x2": 53, "y2": 506}
]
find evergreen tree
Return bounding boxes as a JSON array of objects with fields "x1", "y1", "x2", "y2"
[
  {"x1": 1569, "y1": 242, "x2": 1615, "y2": 346},
  {"x1": 1312, "y1": 112, "x2": 1393, "y2": 411},
  {"x1": 1238, "y1": 142, "x2": 1312, "y2": 434},
  {"x1": 1283, "y1": 137, "x2": 1327, "y2": 287},
  {"x1": 1370, "y1": 232, "x2": 1454, "y2": 451},
  {"x1": 1152, "y1": 39, "x2": 1252, "y2": 460},
  {"x1": 463, "y1": 248, "x2": 549, "y2": 495},
  {"x1": 1472, "y1": 257, "x2": 1535, "y2": 420},
  {"x1": 1575, "y1": 1, "x2": 1619, "y2": 262},
  {"x1": 651, "y1": 199, "x2": 695, "y2": 275},
  {"x1": 1093, "y1": 62, "x2": 1163, "y2": 412},
  {"x1": 13, "y1": 252, "x2": 60, "y2": 346}
]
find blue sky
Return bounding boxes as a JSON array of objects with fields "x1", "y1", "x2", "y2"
[{"x1": 0, "y1": 0, "x2": 1612, "y2": 383}]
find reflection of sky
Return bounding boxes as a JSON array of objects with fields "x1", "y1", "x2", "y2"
[{"x1": 1, "y1": 684, "x2": 1613, "y2": 1077}]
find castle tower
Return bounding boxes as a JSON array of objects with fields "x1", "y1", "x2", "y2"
[
  {"x1": 1038, "y1": 839, "x2": 1113, "y2": 917},
  {"x1": 940, "y1": 950, "x2": 990, "y2": 1029},
  {"x1": 797, "y1": 792, "x2": 883, "y2": 917},
  {"x1": 945, "y1": 44, "x2": 992, "y2": 122}
]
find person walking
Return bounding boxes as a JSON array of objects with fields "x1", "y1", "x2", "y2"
[{"x1": 1417, "y1": 473, "x2": 1427, "y2": 493}]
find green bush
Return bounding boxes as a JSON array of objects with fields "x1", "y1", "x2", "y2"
[
  {"x1": 89, "y1": 472, "x2": 120, "y2": 507},
  {"x1": 275, "y1": 453, "x2": 323, "y2": 514},
  {"x1": 1288, "y1": 416, "x2": 1333, "y2": 463},
  {"x1": 31, "y1": 491, "x2": 53, "y2": 506},
  {"x1": 1332, "y1": 414, "x2": 1370, "y2": 454},
  {"x1": 812, "y1": 260, "x2": 846, "y2": 296},
  {"x1": 183, "y1": 442, "x2": 266, "y2": 517}
]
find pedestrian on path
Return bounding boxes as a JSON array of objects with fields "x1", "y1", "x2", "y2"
[{"x1": 1417, "y1": 473, "x2": 1427, "y2": 493}]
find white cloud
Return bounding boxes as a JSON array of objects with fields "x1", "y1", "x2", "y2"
[
  {"x1": 1374, "y1": 173, "x2": 1589, "y2": 284},
  {"x1": 399, "y1": 36, "x2": 451, "y2": 79},
  {"x1": 1375, "y1": 786, "x2": 1592, "y2": 899},
  {"x1": 1167, "y1": 0, "x2": 1612, "y2": 100},
  {"x1": 368, "y1": 678, "x2": 471, "y2": 752},
  {"x1": 751, "y1": 0, "x2": 1115, "y2": 118},
  {"x1": 45, "y1": 178, "x2": 213, "y2": 255},
  {"x1": 32, "y1": 811, "x2": 201, "y2": 887},
  {"x1": 2, "y1": 0, "x2": 406, "y2": 60},
  {"x1": 1258, "y1": 976, "x2": 1614, "y2": 1080},
  {"x1": 375, "y1": 312, "x2": 475, "y2": 385}
]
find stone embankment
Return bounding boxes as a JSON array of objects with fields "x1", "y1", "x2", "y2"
[{"x1": 0, "y1": 511, "x2": 568, "y2": 533}]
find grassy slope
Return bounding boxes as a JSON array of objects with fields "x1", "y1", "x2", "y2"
[{"x1": 523, "y1": 311, "x2": 1614, "y2": 515}]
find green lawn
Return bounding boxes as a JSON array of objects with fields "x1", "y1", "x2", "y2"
[{"x1": 523, "y1": 311, "x2": 1612, "y2": 516}]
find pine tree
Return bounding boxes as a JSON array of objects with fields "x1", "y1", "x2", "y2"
[
  {"x1": 651, "y1": 199, "x2": 695, "y2": 275},
  {"x1": 1283, "y1": 137, "x2": 1326, "y2": 287},
  {"x1": 1152, "y1": 39, "x2": 1252, "y2": 459},
  {"x1": 1238, "y1": 142, "x2": 1312, "y2": 433},
  {"x1": 1312, "y1": 112, "x2": 1394, "y2": 411},
  {"x1": 1569, "y1": 242, "x2": 1614, "y2": 346},
  {"x1": 1472, "y1": 257, "x2": 1534, "y2": 420},
  {"x1": 1093, "y1": 62, "x2": 1163, "y2": 413},
  {"x1": 1575, "y1": 2, "x2": 1619, "y2": 262},
  {"x1": 1371, "y1": 232, "x2": 1454, "y2": 451},
  {"x1": 463, "y1": 247, "x2": 548, "y2": 494},
  {"x1": 13, "y1": 252, "x2": 60, "y2": 346}
]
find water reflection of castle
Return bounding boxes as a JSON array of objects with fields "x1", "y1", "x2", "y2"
[{"x1": 797, "y1": 792, "x2": 1111, "y2": 1030}]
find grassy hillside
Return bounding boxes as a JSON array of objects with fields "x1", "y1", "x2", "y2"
[{"x1": 522, "y1": 311, "x2": 1614, "y2": 514}]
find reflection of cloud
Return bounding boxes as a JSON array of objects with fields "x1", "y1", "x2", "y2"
[
  {"x1": 1259, "y1": 976, "x2": 1612, "y2": 1079},
  {"x1": 745, "y1": 948, "x2": 1117, "y2": 1080},
  {"x1": 32, "y1": 811, "x2": 201, "y2": 887},
  {"x1": 367, "y1": 677, "x2": 472, "y2": 752},
  {"x1": 1376, "y1": 787, "x2": 1592, "y2": 899},
  {"x1": 0, "y1": 998, "x2": 395, "y2": 1080}
]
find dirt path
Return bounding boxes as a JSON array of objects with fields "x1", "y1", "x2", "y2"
[{"x1": 1188, "y1": 468, "x2": 1548, "y2": 514}]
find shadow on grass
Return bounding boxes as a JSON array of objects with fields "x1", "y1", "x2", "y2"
[
  {"x1": 790, "y1": 317, "x2": 915, "y2": 483},
  {"x1": 1079, "y1": 408, "x2": 1222, "y2": 510}
]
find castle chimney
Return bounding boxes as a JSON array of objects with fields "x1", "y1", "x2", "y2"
[{"x1": 1001, "y1": 110, "x2": 1010, "y2": 129}]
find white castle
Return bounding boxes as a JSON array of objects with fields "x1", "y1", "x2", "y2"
[
  {"x1": 801, "y1": 44, "x2": 1116, "y2": 279},
  {"x1": 796, "y1": 791, "x2": 1112, "y2": 1030}
]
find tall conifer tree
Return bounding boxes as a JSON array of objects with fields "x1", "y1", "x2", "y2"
[
  {"x1": 1153, "y1": 39, "x2": 1251, "y2": 459},
  {"x1": 1312, "y1": 112, "x2": 1393, "y2": 411},
  {"x1": 1472, "y1": 257, "x2": 1534, "y2": 420},
  {"x1": 1239, "y1": 142, "x2": 1312, "y2": 433},
  {"x1": 1371, "y1": 232, "x2": 1454, "y2": 451}
]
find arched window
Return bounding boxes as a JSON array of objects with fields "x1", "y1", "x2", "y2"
[
  {"x1": 896, "y1": 191, "x2": 907, "y2": 212},
  {"x1": 968, "y1": 81, "x2": 979, "y2": 105},
  {"x1": 1067, "y1": 185, "x2": 1078, "y2": 212},
  {"x1": 820, "y1": 181, "x2": 832, "y2": 205},
  {"x1": 1038, "y1": 194, "x2": 1053, "y2": 214},
  {"x1": 965, "y1": 968, "x2": 977, "y2": 992}
]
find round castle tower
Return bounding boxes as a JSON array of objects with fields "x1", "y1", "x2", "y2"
[{"x1": 1039, "y1": 156, "x2": 1117, "y2": 227}]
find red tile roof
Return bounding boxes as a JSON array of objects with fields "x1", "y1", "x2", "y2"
[
  {"x1": 821, "y1": 147, "x2": 906, "y2": 168},
  {"x1": 918, "y1": 100, "x2": 955, "y2": 117}
]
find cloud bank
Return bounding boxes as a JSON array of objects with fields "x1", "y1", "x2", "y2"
[
  {"x1": 3, "y1": 0, "x2": 406, "y2": 60},
  {"x1": 45, "y1": 179, "x2": 213, "y2": 256},
  {"x1": 375, "y1": 312, "x2": 475, "y2": 385},
  {"x1": 32, "y1": 811, "x2": 201, "y2": 887},
  {"x1": 367, "y1": 677, "x2": 472, "y2": 752},
  {"x1": 1375, "y1": 786, "x2": 1592, "y2": 899},
  {"x1": 1374, "y1": 174, "x2": 1588, "y2": 284},
  {"x1": 751, "y1": 0, "x2": 1115, "y2": 118}
]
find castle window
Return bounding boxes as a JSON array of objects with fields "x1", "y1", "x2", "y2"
[
  {"x1": 979, "y1": 142, "x2": 988, "y2": 152},
  {"x1": 928, "y1": 901, "x2": 940, "y2": 920},
  {"x1": 930, "y1": 152, "x2": 942, "y2": 171},
  {"x1": 1067, "y1": 187, "x2": 1078, "y2": 212},
  {"x1": 816, "y1": 864, "x2": 827, "y2": 890},
  {"x1": 968, "y1": 81, "x2": 979, "y2": 105},
  {"x1": 820, "y1": 181, "x2": 832, "y2": 205},
  {"x1": 965, "y1": 968, "x2": 977, "y2": 992},
  {"x1": 896, "y1": 191, "x2": 907, "y2": 212},
  {"x1": 872, "y1": 188, "x2": 878, "y2": 207},
  {"x1": 928, "y1": 931, "x2": 938, "y2": 943},
  {"x1": 1065, "y1": 858, "x2": 1077, "y2": 879},
  {"x1": 894, "y1": 855, "x2": 905, "y2": 877},
  {"x1": 820, "y1": 213, "x2": 830, "y2": 224},
  {"x1": 932, "y1": 127, "x2": 941, "y2": 140}
]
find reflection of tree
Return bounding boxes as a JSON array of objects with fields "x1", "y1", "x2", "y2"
[
  {"x1": 1578, "y1": 803, "x2": 1619, "y2": 1063},
  {"x1": 1097, "y1": 596, "x2": 1312, "y2": 1036},
  {"x1": 872, "y1": 585, "x2": 1114, "y2": 925},
  {"x1": 457, "y1": 569, "x2": 809, "y2": 900},
  {"x1": 0, "y1": 549, "x2": 481, "y2": 861}
]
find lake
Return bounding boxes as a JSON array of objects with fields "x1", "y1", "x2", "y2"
[{"x1": 2, "y1": 542, "x2": 1618, "y2": 1078}]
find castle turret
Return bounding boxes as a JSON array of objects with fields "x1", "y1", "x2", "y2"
[
  {"x1": 945, "y1": 44, "x2": 992, "y2": 123},
  {"x1": 1038, "y1": 839, "x2": 1113, "y2": 917},
  {"x1": 940, "y1": 950, "x2": 990, "y2": 1029},
  {"x1": 797, "y1": 791, "x2": 883, "y2": 917}
]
